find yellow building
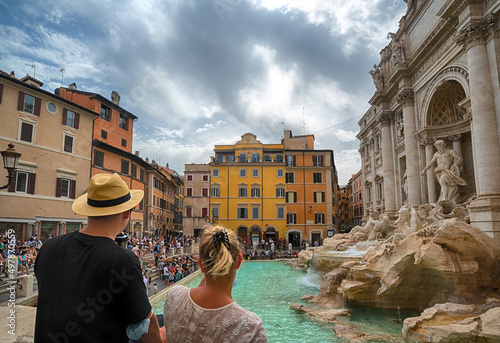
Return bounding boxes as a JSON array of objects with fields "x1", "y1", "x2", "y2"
[
  {"x1": 210, "y1": 133, "x2": 286, "y2": 246},
  {"x1": 210, "y1": 131, "x2": 339, "y2": 249}
]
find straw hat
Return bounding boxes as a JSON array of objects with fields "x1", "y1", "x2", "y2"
[{"x1": 72, "y1": 173, "x2": 144, "y2": 216}]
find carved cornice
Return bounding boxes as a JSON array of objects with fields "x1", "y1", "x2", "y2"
[
  {"x1": 397, "y1": 90, "x2": 414, "y2": 107},
  {"x1": 456, "y1": 15, "x2": 496, "y2": 50},
  {"x1": 422, "y1": 137, "x2": 435, "y2": 146},
  {"x1": 378, "y1": 111, "x2": 394, "y2": 127},
  {"x1": 448, "y1": 134, "x2": 462, "y2": 142}
]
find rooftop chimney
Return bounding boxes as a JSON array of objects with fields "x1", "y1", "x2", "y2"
[
  {"x1": 135, "y1": 151, "x2": 140, "y2": 156},
  {"x1": 111, "y1": 91, "x2": 120, "y2": 105},
  {"x1": 69, "y1": 82, "x2": 77, "y2": 90},
  {"x1": 20, "y1": 75, "x2": 43, "y2": 88}
]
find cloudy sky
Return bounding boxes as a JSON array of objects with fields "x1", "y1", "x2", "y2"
[{"x1": 0, "y1": 0, "x2": 407, "y2": 184}]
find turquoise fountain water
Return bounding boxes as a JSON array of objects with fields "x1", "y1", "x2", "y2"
[{"x1": 151, "y1": 261, "x2": 416, "y2": 342}]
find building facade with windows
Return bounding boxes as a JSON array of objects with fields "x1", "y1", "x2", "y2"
[
  {"x1": 282, "y1": 130, "x2": 338, "y2": 246},
  {"x1": 210, "y1": 133, "x2": 287, "y2": 246},
  {"x1": 92, "y1": 140, "x2": 148, "y2": 237},
  {"x1": 145, "y1": 160, "x2": 177, "y2": 238},
  {"x1": 358, "y1": 0, "x2": 500, "y2": 239},
  {"x1": 157, "y1": 164, "x2": 184, "y2": 234},
  {"x1": 210, "y1": 131, "x2": 338, "y2": 248},
  {"x1": 183, "y1": 163, "x2": 210, "y2": 237},
  {"x1": 58, "y1": 85, "x2": 147, "y2": 235},
  {"x1": 338, "y1": 184, "x2": 350, "y2": 233},
  {"x1": 0, "y1": 71, "x2": 97, "y2": 242},
  {"x1": 349, "y1": 170, "x2": 363, "y2": 227}
]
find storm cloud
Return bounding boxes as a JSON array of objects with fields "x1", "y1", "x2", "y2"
[{"x1": 0, "y1": 0, "x2": 406, "y2": 184}]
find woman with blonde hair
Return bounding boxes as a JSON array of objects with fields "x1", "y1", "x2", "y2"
[{"x1": 163, "y1": 225, "x2": 267, "y2": 342}]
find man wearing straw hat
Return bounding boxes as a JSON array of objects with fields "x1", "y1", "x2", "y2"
[{"x1": 35, "y1": 173, "x2": 164, "y2": 342}]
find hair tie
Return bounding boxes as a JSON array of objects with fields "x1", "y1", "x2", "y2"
[{"x1": 212, "y1": 229, "x2": 230, "y2": 253}]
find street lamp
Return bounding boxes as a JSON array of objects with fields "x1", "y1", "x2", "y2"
[{"x1": 0, "y1": 144, "x2": 21, "y2": 190}]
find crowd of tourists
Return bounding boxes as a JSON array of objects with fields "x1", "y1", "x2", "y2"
[
  {"x1": 0, "y1": 234, "x2": 43, "y2": 278},
  {"x1": 126, "y1": 234, "x2": 197, "y2": 258}
]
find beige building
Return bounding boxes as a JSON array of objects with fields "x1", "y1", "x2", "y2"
[
  {"x1": 0, "y1": 71, "x2": 97, "y2": 241},
  {"x1": 358, "y1": 0, "x2": 500, "y2": 239},
  {"x1": 183, "y1": 164, "x2": 210, "y2": 237}
]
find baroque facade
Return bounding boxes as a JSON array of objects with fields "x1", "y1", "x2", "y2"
[{"x1": 358, "y1": 0, "x2": 500, "y2": 238}]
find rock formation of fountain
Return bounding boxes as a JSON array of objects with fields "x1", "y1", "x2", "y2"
[{"x1": 290, "y1": 200, "x2": 500, "y2": 342}]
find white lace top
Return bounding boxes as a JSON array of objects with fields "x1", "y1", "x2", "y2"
[{"x1": 164, "y1": 285, "x2": 267, "y2": 343}]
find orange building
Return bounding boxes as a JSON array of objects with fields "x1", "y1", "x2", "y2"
[
  {"x1": 58, "y1": 85, "x2": 147, "y2": 236},
  {"x1": 282, "y1": 130, "x2": 338, "y2": 246},
  {"x1": 59, "y1": 85, "x2": 134, "y2": 153},
  {"x1": 157, "y1": 164, "x2": 184, "y2": 234},
  {"x1": 146, "y1": 161, "x2": 179, "y2": 237}
]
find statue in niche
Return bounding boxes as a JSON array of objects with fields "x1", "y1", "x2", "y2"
[
  {"x1": 421, "y1": 140, "x2": 467, "y2": 202},
  {"x1": 396, "y1": 114, "x2": 404, "y2": 140},
  {"x1": 388, "y1": 33, "x2": 405, "y2": 65},
  {"x1": 401, "y1": 170, "x2": 408, "y2": 203},
  {"x1": 369, "y1": 64, "x2": 384, "y2": 91}
]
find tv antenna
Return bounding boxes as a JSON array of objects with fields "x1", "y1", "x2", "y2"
[
  {"x1": 59, "y1": 67, "x2": 65, "y2": 86},
  {"x1": 25, "y1": 63, "x2": 44, "y2": 79}
]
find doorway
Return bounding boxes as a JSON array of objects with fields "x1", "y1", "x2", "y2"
[{"x1": 288, "y1": 231, "x2": 300, "y2": 248}]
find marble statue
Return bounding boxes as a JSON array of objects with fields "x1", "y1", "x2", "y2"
[
  {"x1": 402, "y1": 170, "x2": 408, "y2": 203},
  {"x1": 369, "y1": 64, "x2": 384, "y2": 91},
  {"x1": 388, "y1": 33, "x2": 405, "y2": 65},
  {"x1": 350, "y1": 210, "x2": 380, "y2": 241},
  {"x1": 421, "y1": 140, "x2": 467, "y2": 202},
  {"x1": 368, "y1": 215, "x2": 395, "y2": 241}
]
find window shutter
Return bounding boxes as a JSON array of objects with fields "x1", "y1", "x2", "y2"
[
  {"x1": 74, "y1": 113, "x2": 80, "y2": 129},
  {"x1": 28, "y1": 173, "x2": 36, "y2": 194},
  {"x1": 320, "y1": 156, "x2": 324, "y2": 166},
  {"x1": 322, "y1": 192, "x2": 325, "y2": 203},
  {"x1": 17, "y1": 91, "x2": 25, "y2": 111},
  {"x1": 34, "y1": 97, "x2": 41, "y2": 116},
  {"x1": 293, "y1": 156, "x2": 296, "y2": 166},
  {"x1": 294, "y1": 192, "x2": 297, "y2": 203},
  {"x1": 0, "y1": 83, "x2": 3, "y2": 103},
  {"x1": 62, "y1": 108, "x2": 68, "y2": 125},
  {"x1": 56, "y1": 177, "x2": 62, "y2": 197},
  {"x1": 8, "y1": 171, "x2": 17, "y2": 192}
]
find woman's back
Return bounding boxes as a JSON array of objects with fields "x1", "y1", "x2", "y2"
[{"x1": 164, "y1": 285, "x2": 266, "y2": 343}]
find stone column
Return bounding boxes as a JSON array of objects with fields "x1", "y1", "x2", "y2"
[
  {"x1": 398, "y1": 90, "x2": 422, "y2": 206},
  {"x1": 379, "y1": 111, "x2": 396, "y2": 216},
  {"x1": 369, "y1": 138, "x2": 376, "y2": 209},
  {"x1": 457, "y1": 17, "x2": 500, "y2": 239},
  {"x1": 424, "y1": 138, "x2": 437, "y2": 203},
  {"x1": 449, "y1": 134, "x2": 463, "y2": 159}
]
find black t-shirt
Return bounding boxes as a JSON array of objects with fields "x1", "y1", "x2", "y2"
[{"x1": 34, "y1": 231, "x2": 151, "y2": 342}]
